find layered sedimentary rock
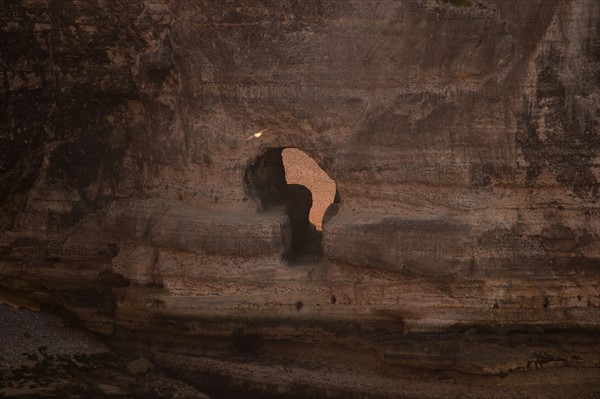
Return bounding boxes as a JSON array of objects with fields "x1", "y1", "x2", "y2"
[{"x1": 1, "y1": 0, "x2": 599, "y2": 397}]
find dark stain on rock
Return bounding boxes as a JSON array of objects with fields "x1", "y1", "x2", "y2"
[
  {"x1": 539, "y1": 224, "x2": 578, "y2": 253},
  {"x1": 141, "y1": 40, "x2": 174, "y2": 82},
  {"x1": 439, "y1": 0, "x2": 472, "y2": 6},
  {"x1": 1, "y1": 0, "x2": 148, "y2": 230},
  {"x1": 97, "y1": 269, "x2": 130, "y2": 288},
  {"x1": 516, "y1": 32, "x2": 600, "y2": 202},
  {"x1": 231, "y1": 328, "x2": 264, "y2": 353}
]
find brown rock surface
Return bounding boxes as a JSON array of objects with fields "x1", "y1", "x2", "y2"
[{"x1": 1, "y1": 0, "x2": 599, "y2": 398}]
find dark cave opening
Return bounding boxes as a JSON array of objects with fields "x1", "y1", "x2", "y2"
[{"x1": 244, "y1": 148, "x2": 338, "y2": 263}]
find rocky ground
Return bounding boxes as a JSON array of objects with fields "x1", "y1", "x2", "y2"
[{"x1": 0, "y1": 305, "x2": 209, "y2": 399}]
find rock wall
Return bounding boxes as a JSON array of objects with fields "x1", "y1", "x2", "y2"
[{"x1": 1, "y1": 0, "x2": 599, "y2": 397}]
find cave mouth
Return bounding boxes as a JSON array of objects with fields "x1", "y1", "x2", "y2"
[{"x1": 244, "y1": 148, "x2": 338, "y2": 263}]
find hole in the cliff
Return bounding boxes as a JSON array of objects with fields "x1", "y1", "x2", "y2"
[{"x1": 244, "y1": 147, "x2": 338, "y2": 264}]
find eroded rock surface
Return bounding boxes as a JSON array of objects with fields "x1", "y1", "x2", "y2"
[{"x1": 1, "y1": 0, "x2": 599, "y2": 397}]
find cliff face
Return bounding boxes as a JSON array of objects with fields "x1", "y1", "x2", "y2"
[{"x1": 1, "y1": 0, "x2": 599, "y2": 397}]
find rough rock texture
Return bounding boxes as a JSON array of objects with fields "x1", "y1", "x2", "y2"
[{"x1": 1, "y1": 0, "x2": 599, "y2": 398}]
